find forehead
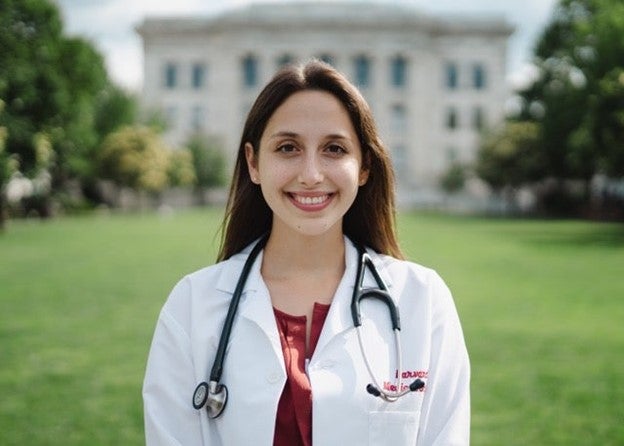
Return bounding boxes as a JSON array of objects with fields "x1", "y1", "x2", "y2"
[{"x1": 262, "y1": 90, "x2": 357, "y2": 139}]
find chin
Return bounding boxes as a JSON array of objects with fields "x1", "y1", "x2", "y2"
[{"x1": 288, "y1": 219, "x2": 341, "y2": 238}]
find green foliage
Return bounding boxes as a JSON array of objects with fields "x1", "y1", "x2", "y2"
[
  {"x1": 0, "y1": 0, "x2": 65, "y2": 173},
  {"x1": 439, "y1": 161, "x2": 467, "y2": 194},
  {"x1": 484, "y1": 0, "x2": 624, "y2": 216},
  {"x1": 0, "y1": 105, "x2": 17, "y2": 230},
  {"x1": 0, "y1": 0, "x2": 137, "y2": 209},
  {"x1": 94, "y1": 85, "x2": 137, "y2": 140},
  {"x1": 476, "y1": 121, "x2": 544, "y2": 191},
  {"x1": 594, "y1": 68, "x2": 624, "y2": 177},
  {"x1": 167, "y1": 148, "x2": 196, "y2": 187},
  {"x1": 142, "y1": 108, "x2": 168, "y2": 134},
  {"x1": 186, "y1": 134, "x2": 228, "y2": 188},
  {"x1": 516, "y1": 0, "x2": 624, "y2": 182},
  {"x1": 0, "y1": 101, "x2": 18, "y2": 186},
  {"x1": 98, "y1": 126, "x2": 171, "y2": 193}
]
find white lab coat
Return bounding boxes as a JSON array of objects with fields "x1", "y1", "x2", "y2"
[{"x1": 143, "y1": 237, "x2": 470, "y2": 445}]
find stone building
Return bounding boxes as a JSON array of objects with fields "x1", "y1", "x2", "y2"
[{"x1": 137, "y1": 1, "x2": 513, "y2": 202}]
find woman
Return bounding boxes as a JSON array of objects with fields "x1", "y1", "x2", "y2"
[{"x1": 143, "y1": 60, "x2": 470, "y2": 445}]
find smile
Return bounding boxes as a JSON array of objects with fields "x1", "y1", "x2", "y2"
[{"x1": 289, "y1": 193, "x2": 333, "y2": 209}]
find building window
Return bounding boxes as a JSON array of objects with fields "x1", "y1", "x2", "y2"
[
  {"x1": 242, "y1": 55, "x2": 259, "y2": 88},
  {"x1": 164, "y1": 62, "x2": 177, "y2": 89},
  {"x1": 445, "y1": 62, "x2": 458, "y2": 90},
  {"x1": 276, "y1": 54, "x2": 295, "y2": 68},
  {"x1": 472, "y1": 106, "x2": 485, "y2": 130},
  {"x1": 390, "y1": 56, "x2": 407, "y2": 87},
  {"x1": 446, "y1": 107, "x2": 458, "y2": 130},
  {"x1": 191, "y1": 105, "x2": 204, "y2": 132},
  {"x1": 391, "y1": 104, "x2": 407, "y2": 134},
  {"x1": 353, "y1": 55, "x2": 371, "y2": 88},
  {"x1": 192, "y1": 63, "x2": 206, "y2": 89},
  {"x1": 318, "y1": 53, "x2": 335, "y2": 66},
  {"x1": 473, "y1": 63, "x2": 486, "y2": 89}
]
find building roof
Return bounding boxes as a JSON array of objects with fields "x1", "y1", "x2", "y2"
[{"x1": 136, "y1": 1, "x2": 514, "y2": 37}]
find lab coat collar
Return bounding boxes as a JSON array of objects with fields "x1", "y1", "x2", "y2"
[
  {"x1": 214, "y1": 236, "x2": 393, "y2": 293},
  {"x1": 214, "y1": 239, "x2": 263, "y2": 295}
]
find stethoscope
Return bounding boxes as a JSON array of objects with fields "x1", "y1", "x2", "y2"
[{"x1": 192, "y1": 235, "x2": 424, "y2": 418}]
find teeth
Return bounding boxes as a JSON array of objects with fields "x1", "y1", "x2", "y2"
[{"x1": 294, "y1": 194, "x2": 328, "y2": 205}]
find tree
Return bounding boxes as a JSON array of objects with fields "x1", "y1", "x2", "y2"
[
  {"x1": 0, "y1": 100, "x2": 19, "y2": 230},
  {"x1": 529, "y1": 0, "x2": 624, "y2": 175},
  {"x1": 594, "y1": 68, "x2": 624, "y2": 177},
  {"x1": 439, "y1": 161, "x2": 467, "y2": 195},
  {"x1": 98, "y1": 126, "x2": 171, "y2": 194},
  {"x1": 94, "y1": 85, "x2": 138, "y2": 140},
  {"x1": 493, "y1": 0, "x2": 624, "y2": 215},
  {"x1": 168, "y1": 149, "x2": 196, "y2": 187},
  {"x1": 0, "y1": 0, "x2": 130, "y2": 209},
  {"x1": 476, "y1": 121, "x2": 544, "y2": 193}
]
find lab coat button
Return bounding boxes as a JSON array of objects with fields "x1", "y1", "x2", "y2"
[{"x1": 267, "y1": 371, "x2": 282, "y2": 384}]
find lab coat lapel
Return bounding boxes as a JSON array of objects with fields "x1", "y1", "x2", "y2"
[
  {"x1": 237, "y1": 251, "x2": 285, "y2": 370},
  {"x1": 215, "y1": 243, "x2": 284, "y2": 372}
]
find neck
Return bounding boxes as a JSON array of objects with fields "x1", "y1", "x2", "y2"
[{"x1": 262, "y1": 228, "x2": 346, "y2": 279}]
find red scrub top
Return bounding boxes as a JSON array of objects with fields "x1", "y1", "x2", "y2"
[{"x1": 273, "y1": 302, "x2": 331, "y2": 446}]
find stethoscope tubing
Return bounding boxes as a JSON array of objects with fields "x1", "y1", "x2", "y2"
[
  {"x1": 208, "y1": 234, "x2": 269, "y2": 383},
  {"x1": 193, "y1": 236, "x2": 422, "y2": 417},
  {"x1": 351, "y1": 246, "x2": 423, "y2": 401}
]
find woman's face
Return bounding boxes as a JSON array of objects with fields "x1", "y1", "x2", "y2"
[{"x1": 246, "y1": 90, "x2": 369, "y2": 239}]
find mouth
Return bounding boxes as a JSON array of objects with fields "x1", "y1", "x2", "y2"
[{"x1": 288, "y1": 193, "x2": 333, "y2": 210}]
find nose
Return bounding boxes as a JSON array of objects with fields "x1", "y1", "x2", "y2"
[{"x1": 298, "y1": 152, "x2": 324, "y2": 186}]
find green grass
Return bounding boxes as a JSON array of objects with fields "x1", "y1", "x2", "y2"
[{"x1": 1, "y1": 209, "x2": 623, "y2": 445}]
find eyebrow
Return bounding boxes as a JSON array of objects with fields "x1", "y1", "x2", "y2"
[{"x1": 267, "y1": 131, "x2": 352, "y2": 141}]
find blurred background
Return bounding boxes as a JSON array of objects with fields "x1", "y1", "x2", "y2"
[
  {"x1": 1, "y1": 1, "x2": 623, "y2": 445},
  {"x1": 2, "y1": 0, "x2": 622, "y2": 222}
]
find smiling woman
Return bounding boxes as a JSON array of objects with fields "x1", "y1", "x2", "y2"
[
  {"x1": 142, "y1": 60, "x2": 470, "y2": 446},
  {"x1": 245, "y1": 89, "x2": 368, "y2": 239}
]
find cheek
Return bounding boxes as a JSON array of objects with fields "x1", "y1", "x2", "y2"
[
  {"x1": 334, "y1": 159, "x2": 364, "y2": 186},
  {"x1": 258, "y1": 160, "x2": 290, "y2": 186}
]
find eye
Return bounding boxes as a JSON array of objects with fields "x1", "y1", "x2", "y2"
[
  {"x1": 325, "y1": 143, "x2": 347, "y2": 155},
  {"x1": 276, "y1": 143, "x2": 298, "y2": 153}
]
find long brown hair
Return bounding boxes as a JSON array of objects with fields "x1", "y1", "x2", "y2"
[{"x1": 218, "y1": 60, "x2": 403, "y2": 261}]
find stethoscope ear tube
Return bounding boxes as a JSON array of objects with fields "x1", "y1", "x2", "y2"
[{"x1": 351, "y1": 248, "x2": 400, "y2": 330}]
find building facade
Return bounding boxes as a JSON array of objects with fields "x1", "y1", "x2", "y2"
[{"x1": 137, "y1": 2, "x2": 513, "y2": 200}]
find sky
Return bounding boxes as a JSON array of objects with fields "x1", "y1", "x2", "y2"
[{"x1": 55, "y1": 0, "x2": 559, "y2": 92}]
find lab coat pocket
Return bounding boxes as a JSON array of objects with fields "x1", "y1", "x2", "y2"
[{"x1": 369, "y1": 411, "x2": 420, "y2": 446}]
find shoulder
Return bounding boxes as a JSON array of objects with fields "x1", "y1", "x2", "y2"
[
  {"x1": 368, "y1": 250, "x2": 457, "y2": 316},
  {"x1": 370, "y1": 251, "x2": 447, "y2": 290},
  {"x1": 159, "y1": 252, "x2": 247, "y2": 328}
]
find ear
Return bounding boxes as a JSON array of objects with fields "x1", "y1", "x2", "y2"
[
  {"x1": 245, "y1": 143, "x2": 260, "y2": 184},
  {"x1": 359, "y1": 167, "x2": 369, "y2": 187},
  {"x1": 359, "y1": 151, "x2": 370, "y2": 186}
]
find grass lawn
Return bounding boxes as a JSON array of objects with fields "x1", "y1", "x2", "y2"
[{"x1": 1, "y1": 209, "x2": 623, "y2": 445}]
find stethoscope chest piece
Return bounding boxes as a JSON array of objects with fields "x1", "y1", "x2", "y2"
[
  {"x1": 193, "y1": 381, "x2": 228, "y2": 419},
  {"x1": 192, "y1": 382, "x2": 209, "y2": 409}
]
